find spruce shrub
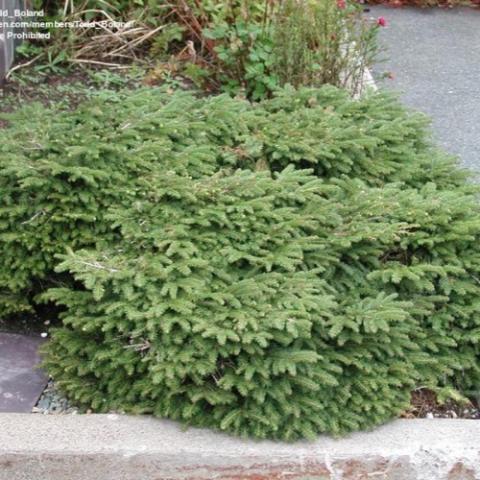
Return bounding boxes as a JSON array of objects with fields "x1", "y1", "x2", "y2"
[
  {"x1": 42, "y1": 168, "x2": 426, "y2": 439},
  {"x1": 233, "y1": 86, "x2": 468, "y2": 189},
  {"x1": 2, "y1": 86, "x2": 480, "y2": 438},
  {"x1": 0, "y1": 90, "x2": 247, "y2": 315}
]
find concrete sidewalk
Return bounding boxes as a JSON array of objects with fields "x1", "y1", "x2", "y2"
[
  {"x1": 1, "y1": 414, "x2": 479, "y2": 479},
  {"x1": 371, "y1": 6, "x2": 480, "y2": 173}
]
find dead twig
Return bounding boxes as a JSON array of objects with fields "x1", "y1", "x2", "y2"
[{"x1": 6, "y1": 54, "x2": 43, "y2": 80}]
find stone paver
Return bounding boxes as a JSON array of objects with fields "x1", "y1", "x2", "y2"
[
  {"x1": 0, "y1": 333, "x2": 47, "y2": 412},
  {"x1": 371, "y1": 5, "x2": 480, "y2": 172}
]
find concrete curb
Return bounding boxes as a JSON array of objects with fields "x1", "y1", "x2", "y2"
[{"x1": 0, "y1": 414, "x2": 479, "y2": 480}]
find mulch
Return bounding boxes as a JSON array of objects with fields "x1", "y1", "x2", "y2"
[{"x1": 403, "y1": 389, "x2": 480, "y2": 419}]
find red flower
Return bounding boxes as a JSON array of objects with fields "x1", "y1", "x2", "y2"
[
  {"x1": 377, "y1": 16, "x2": 387, "y2": 27},
  {"x1": 337, "y1": 0, "x2": 346, "y2": 9}
]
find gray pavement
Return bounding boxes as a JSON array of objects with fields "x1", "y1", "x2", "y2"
[
  {"x1": 0, "y1": 333, "x2": 47, "y2": 413},
  {"x1": 370, "y1": 6, "x2": 480, "y2": 172}
]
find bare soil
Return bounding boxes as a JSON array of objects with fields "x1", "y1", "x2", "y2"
[{"x1": 403, "y1": 389, "x2": 480, "y2": 419}]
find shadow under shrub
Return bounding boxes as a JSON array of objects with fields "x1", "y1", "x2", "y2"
[{"x1": 2, "y1": 86, "x2": 480, "y2": 438}]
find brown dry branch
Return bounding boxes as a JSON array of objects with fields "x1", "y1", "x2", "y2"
[{"x1": 48, "y1": 2, "x2": 168, "y2": 65}]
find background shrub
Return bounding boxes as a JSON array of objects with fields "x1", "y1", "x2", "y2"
[
  {"x1": 23, "y1": 0, "x2": 381, "y2": 99},
  {"x1": 11, "y1": 86, "x2": 475, "y2": 439},
  {"x1": 271, "y1": 0, "x2": 379, "y2": 95}
]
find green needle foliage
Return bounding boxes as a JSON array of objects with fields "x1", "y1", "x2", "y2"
[
  {"x1": 42, "y1": 168, "x2": 424, "y2": 439},
  {"x1": 2, "y1": 86, "x2": 480, "y2": 439},
  {"x1": 0, "y1": 90, "x2": 246, "y2": 315}
]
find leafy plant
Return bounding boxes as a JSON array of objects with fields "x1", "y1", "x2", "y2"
[
  {"x1": 173, "y1": 0, "x2": 381, "y2": 98},
  {"x1": 22, "y1": 0, "x2": 381, "y2": 99},
  {"x1": 271, "y1": 0, "x2": 380, "y2": 95},
  {"x1": 33, "y1": 50, "x2": 70, "y2": 75},
  {"x1": 203, "y1": 19, "x2": 278, "y2": 99}
]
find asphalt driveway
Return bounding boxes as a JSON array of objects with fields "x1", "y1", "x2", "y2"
[{"x1": 370, "y1": 6, "x2": 480, "y2": 173}]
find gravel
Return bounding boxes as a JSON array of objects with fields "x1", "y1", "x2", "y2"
[{"x1": 33, "y1": 380, "x2": 79, "y2": 415}]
